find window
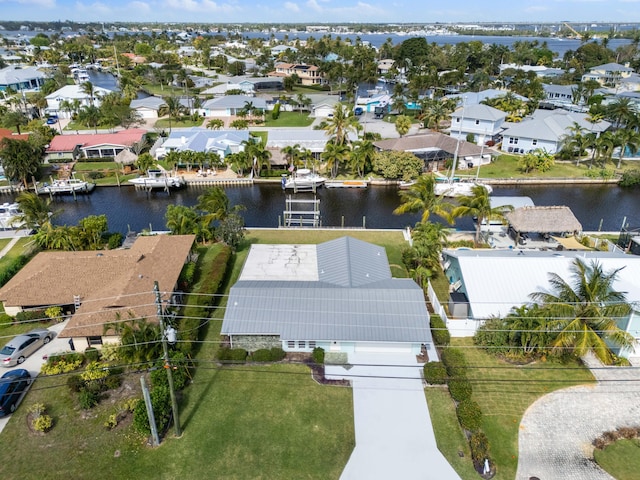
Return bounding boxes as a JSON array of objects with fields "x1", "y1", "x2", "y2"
[
  {"x1": 297, "y1": 341, "x2": 306, "y2": 348},
  {"x1": 308, "y1": 341, "x2": 316, "y2": 349},
  {"x1": 509, "y1": 137, "x2": 519, "y2": 145},
  {"x1": 87, "y1": 336, "x2": 103, "y2": 346},
  {"x1": 532, "y1": 139, "x2": 538, "y2": 146},
  {"x1": 287, "y1": 340, "x2": 295, "y2": 349},
  {"x1": 475, "y1": 120, "x2": 480, "y2": 125},
  {"x1": 456, "y1": 118, "x2": 460, "y2": 123}
]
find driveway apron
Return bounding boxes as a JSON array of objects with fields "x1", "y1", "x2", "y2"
[
  {"x1": 327, "y1": 352, "x2": 460, "y2": 480},
  {"x1": 516, "y1": 352, "x2": 640, "y2": 480}
]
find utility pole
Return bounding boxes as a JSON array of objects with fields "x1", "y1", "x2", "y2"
[{"x1": 154, "y1": 281, "x2": 182, "y2": 438}]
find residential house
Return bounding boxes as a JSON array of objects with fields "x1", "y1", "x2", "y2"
[
  {"x1": 45, "y1": 84, "x2": 113, "y2": 118},
  {"x1": 0, "y1": 65, "x2": 46, "y2": 92},
  {"x1": 582, "y1": 62, "x2": 635, "y2": 86},
  {"x1": 449, "y1": 104, "x2": 507, "y2": 144},
  {"x1": 221, "y1": 237, "x2": 436, "y2": 357},
  {"x1": 374, "y1": 132, "x2": 491, "y2": 171},
  {"x1": 499, "y1": 63, "x2": 564, "y2": 78},
  {"x1": 271, "y1": 45, "x2": 297, "y2": 57},
  {"x1": 0, "y1": 235, "x2": 195, "y2": 351},
  {"x1": 155, "y1": 128, "x2": 250, "y2": 159},
  {"x1": 272, "y1": 63, "x2": 324, "y2": 86},
  {"x1": 199, "y1": 95, "x2": 267, "y2": 117},
  {"x1": 446, "y1": 89, "x2": 528, "y2": 106},
  {"x1": 201, "y1": 77, "x2": 283, "y2": 96},
  {"x1": 542, "y1": 83, "x2": 576, "y2": 106},
  {"x1": 437, "y1": 249, "x2": 640, "y2": 360},
  {"x1": 129, "y1": 96, "x2": 167, "y2": 119},
  {"x1": 265, "y1": 128, "x2": 351, "y2": 166},
  {"x1": 45, "y1": 129, "x2": 146, "y2": 162},
  {"x1": 500, "y1": 109, "x2": 610, "y2": 154},
  {"x1": 377, "y1": 59, "x2": 395, "y2": 76}
]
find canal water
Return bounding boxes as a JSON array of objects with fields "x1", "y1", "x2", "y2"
[{"x1": 43, "y1": 183, "x2": 638, "y2": 235}]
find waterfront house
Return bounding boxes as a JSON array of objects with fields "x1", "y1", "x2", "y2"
[
  {"x1": 499, "y1": 63, "x2": 564, "y2": 78},
  {"x1": 45, "y1": 84, "x2": 113, "y2": 119},
  {"x1": 449, "y1": 104, "x2": 506, "y2": 144},
  {"x1": 436, "y1": 248, "x2": 640, "y2": 361},
  {"x1": 374, "y1": 132, "x2": 492, "y2": 171},
  {"x1": 542, "y1": 84, "x2": 576, "y2": 106},
  {"x1": 582, "y1": 62, "x2": 635, "y2": 86},
  {"x1": 129, "y1": 96, "x2": 167, "y2": 119},
  {"x1": 271, "y1": 62, "x2": 324, "y2": 86},
  {"x1": 447, "y1": 89, "x2": 528, "y2": 106},
  {"x1": 500, "y1": 109, "x2": 610, "y2": 154},
  {"x1": 221, "y1": 237, "x2": 435, "y2": 357},
  {"x1": 0, "y1": 65, "x2": 46, "y2": 92},
  {"x1": 45, "y1": 129, "x2": 146, "y2": 162},
  {"x1": 0, "y1": 235, "x2": 195, "y2": 351},
  {"x1": 155, "y1": 128, "x2": 250, "y2": 160}
]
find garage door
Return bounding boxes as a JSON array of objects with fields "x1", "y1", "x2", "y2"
[{"x1": 355, "y1": 342, "x2": 413, "y2": 354}]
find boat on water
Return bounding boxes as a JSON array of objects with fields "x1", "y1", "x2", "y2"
[
  {"x1": 282, "y1": 169, "x2": 326, "y2": 191},
  {"x1": 434, "y1": 180, "x2": 493, "y2": 197},
  {"x1": 128, "y1": 170, "x2": 186, "y2": 189},
  {"x1": 325, "y1": 180, "x2": 368, "y2": 188},
  {"x1": 0, "y1": 203, "x2": 24, "y2": 230},
  {"x1": 72, "y1": 68, "x2": 90, "y2": 84},
  {"x1": 398, "y1": 180, "x2": 417, "y2": 190},
  {"x1": 36, "y1": 177, "x2": 96, "y2": 195}
]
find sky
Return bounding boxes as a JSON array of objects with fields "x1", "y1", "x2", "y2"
[{"x1": 3, "y1": 0, "x2": 640, "y2": 24}]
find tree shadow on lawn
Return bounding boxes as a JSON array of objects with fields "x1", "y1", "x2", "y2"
[{"x1": 180, "y1": 368, "x2": 221, "y2": 430}]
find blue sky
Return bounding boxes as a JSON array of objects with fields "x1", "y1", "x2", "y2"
[{"x1": 2, "y1": 0, "x2": 640, "y2": 24}]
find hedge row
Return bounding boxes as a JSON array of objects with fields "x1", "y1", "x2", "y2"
[
  {"x1": 0, "y1": 254, "x2": 31, "y2": 288},
  {"x1": 441, "y1": 348, "x2": 467, "y2": 378},
  {"x1": 216, "y1": 347, "x2": 248, "y2": 363},
  {"x1": 178, "y1": 245, "x2": 232, "y2": 355},
  {"x1": 423, "y1": 361, "x2": 446, "y2": 385},
  {"x1": 429, "y1": 314, "x2": 450, "y2": 346},
  {"x1": 249, "y1": 347, "x2": 286, "y2": 362}
]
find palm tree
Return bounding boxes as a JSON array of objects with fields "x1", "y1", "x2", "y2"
[
  {"x1": 530, "y1": 258, "x2": 634, "y2": 365},
  {"x1": 281, "y1": 144, "x2": 302, "y2": 168},
  {"x1": 76, "y1": 105, "x2": 101, "y2": 133},
  {"x1": 80, "y1": 81, "x2": 96, "y2": 106},
  {"x1": 393, "y1": 175, "x2": 453, "y2": 223},
  {"x1": 606, "y1": 97, "x2": 635, "y2": 129},
  {"x1": 323, "y1": 103, "x2": 360, "y2": 146},
  {"x1": 206, "y1": 118, "x2": 224, "y2": 130},
  {"x1": 14, "y1": 191, "x2": 51, "y2": 230},
  {"x1": 197, "y1": 186, "x2": 229, "y2": 224},
  {"x1": 593, "y1": 131, "x2": 615, "y2": 168},
  {"x1": 560, "y1": 122, "x2": 594, "y2": 166},
  {"x1": 613, "y1": 128, "x2": 640, "y2": 168},
  {"x1": 321, "y1": 142, "x2": 350, "y2": 178},
  {"x1": 451, "y1": 185, "x2": 511, "y2": 246}
]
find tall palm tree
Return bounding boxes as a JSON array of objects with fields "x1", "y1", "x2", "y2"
[
  {"x1": 197, "y1": 186, "x2": 229, "y2": 225},
  {"x1": 80, "y1": 81, "x2": 96, "y2": 107},
  {"x1": 452, "y1": 184, "x2": 511, "y2": 246},
  {"x1": 349, "y1": 139, "x2": 375, "y2": 178},
  {"x1": 530, "y1": 258, "x2": 634, "y2": 365},
  {"x1": 606, "y1": 97, "x2": 635, "y2": 129},
  {"x1": 321, "y1": 142, "x2": 350, "y2": 178},
  {"x1": 323, "y1": 103, "x2": 360, "y2": 146},
  {"x1": 613, "y1": 128, "x2": 640, "y2": 168},
  {"x1": 281, "y1": 144, "x2": 301, "y2": 168},
  {"x1": 14, "y1": 191, "x2": 51, "y2": 230},
  {"x1": 393, "y1": 175, "x2": 453, "y2": 223}
]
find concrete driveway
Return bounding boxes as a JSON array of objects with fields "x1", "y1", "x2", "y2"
[
  {"x1": 516, "y1": 352, "x2": 640, "y2": 480},
  {"x1": 327, "y1": 352, "x2": 460, "y2": 480},
  {"x1": 0, "y1": 320, "x2": 69, "y2": 433}
]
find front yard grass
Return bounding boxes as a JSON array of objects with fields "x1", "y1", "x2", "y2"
[
  {"x1": 593, "y1": 438, "x2": 640, "y2": 480},
  {"x1": 155, "y1": 118, "x2": 204, "y2": 129},
  {"x1": 477, "y1": 155, "x2": 592, "y2": 179},
  {"x1": 263, "y1": 111, "x2": 314, "y2": 127},
  {"x1": 452, "y1": 337, "x2": 595, "y2": 480}
]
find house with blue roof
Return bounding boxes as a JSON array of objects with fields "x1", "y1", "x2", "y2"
[
  {"x1": 155, "y1": 128, "x2": 250, "y2": 159},
  {"x1": 221, "y1": 237, "x2": 435, "y2": 357}
]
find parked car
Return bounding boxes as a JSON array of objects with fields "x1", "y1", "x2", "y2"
[
  {"x1": 0, "y1": 329, "x2": 54, "y2": 367},
  {"x1": 354, "y1": 107, "x2": 363, "y2": 116},
  {"x1": 0, "y1": 369, "x2": 31, "y2": 416},
  {"x1": 45, "y1": 117, "x2": 58, "y2": 125}
]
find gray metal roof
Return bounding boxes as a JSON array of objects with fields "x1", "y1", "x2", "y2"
[
  {"x1": 221, "y1": 236, "x2": 431, "y2": 343},
  {"x1": 221, "y1": 279, "x2": 431, "y2": 343}
]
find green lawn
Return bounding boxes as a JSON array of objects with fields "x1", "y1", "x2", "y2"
[
  {"x1": 594, "y1": 438, "x2": 640, "y2": 480},
  {"x1": 263, "y1": 111, "x2": 314, "y2": 127},
  {"x1": 0, "y1": 237, "x2": 34, "y2": 275},
  {"x1": 155, "y1": 118, "x2": 204, "y2": 129},
  {"x1": 476, "y1": 155, "x2": 593, "y2": 179},
  {"x1": 141, "y1": 83, "x2": 200, "y2": 96},
  {"x1": 452, "y1": 337, "x2": 595, "y2": 480},
  {"x1": 74, "y1": 162, "x2": 119, "y2": 171}
]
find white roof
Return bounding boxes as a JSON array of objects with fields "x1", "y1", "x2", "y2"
[
  {"x1": 240, "y1": 244, "x2": 318, "y2": 281},
  {"x1": 45, "y1": 84, "x2": 113, "y2": 100},
  {"x1": 0, "y1": 65, "x2": 46, "y2": 84},
  {"x1": 446, "y1": 250, "x2": 640, "y2": 319}
]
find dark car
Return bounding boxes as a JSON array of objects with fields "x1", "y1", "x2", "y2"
[
  {"x1": 0, "y1": 369, "x2": 31, "y2": 417},
  {"x1": 354, "y1": 107, "x2": 363, "y2": 116}
]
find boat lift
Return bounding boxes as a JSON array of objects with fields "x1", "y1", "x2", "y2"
[{"x1": 281, "y1": 195, "x2": 321, "y2": 228}]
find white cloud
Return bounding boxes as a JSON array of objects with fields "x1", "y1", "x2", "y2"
[
  {"x1": 75, "y1": 0, "x2": 112, "y2": 14},
  {"x1": 163, "y1": 0, "x2": 238, "y2": 12},
  {"x1": 128, "y1": 0, "x2": 151, "y2": 12},
  {"x1": 283, "y1": 1, "x2": 300, "y2": 12}
]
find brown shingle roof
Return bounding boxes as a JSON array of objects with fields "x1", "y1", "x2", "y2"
[
  {"x1": 506, "y1": 206, "x2": 582, "y2": 234},
  {"x1": 0, "y1": 235, "x2": 195, "y2": 338},
  {"x1": 373, "y1": 132, "x2": 486, "y2": 158}
]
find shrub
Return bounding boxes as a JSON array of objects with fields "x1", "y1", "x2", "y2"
[
  {"x1": 216, "y1": 347, "x2": 248, "y2": 363},
  {"x1": 67, "y1": 375, "x2": 84, "y2": 393},
  {"x1": 620, "y1": 169, "x2": 640, "y2": 187},
  {"x1": 15, "y1": 309, "x2": 46, "y2": 323},
  {"x1": 150, "y1": 352, "x2": 189, "y2": 391},
  {"x1": 430, "y1": 314, "x2": 450, "y2": 346},
  {"x1": 104, "y1": 413, "x2": 118, "y2": 430},
  {"x1": 107, "y1": 233, "x2": 123, "y2": 250},
  {"x1": 81, "y1": 361, "x2": 109, "y2": 382},
  {"x1": 100, "y1": 343, "x2": 120, "y2": 362},
  {"x1": 34, "y1": 414, "x2": 53, "y2": 432},
  {"x1": 84, "y1": 347, "x2": 100, "y2": 362},
  {"x1": 104, "y1": 375, "x2": 122, "y2": 390},
  {"x1": 78, "y1": 389, "x2": 100, "y2": 409},
  {"x1": 0, "y1": 313, "x2": 12, "y2": 330},
  {"x1": 272, "y1": 102, "x2": 280, "y2": 120},
  {"x1": 270, "y1": 347, "x2": 285, "y2": 361},
  {"x1": 250, "y1": 349, "x2": 274, "y2": 362},
  {"x1": 45, "y1": 306, "x2": 63, "y2": 322},
  {"x1": 178, "y1": 262, "x2": 197, "y2": 289},
  {"x1": 0, "y1": 254, "x2": 31, "y2": 288},
  {"x1": 469, "y1": 431, "x2": 491, "y2": 472},
  {"x1": 456, "y1": 400, "x2": 483, "y2": 432},
  {"x1": 312, "y1": 347, "x2": 325, "y2": 365},
  {"x1": 122, "y1": 397, "x2": 139, "y2": 413},
  {"x1": 423, "y1": 361, "x2": 447, "y2": 385},
  {"x1": 441, "y1": 348, "x2": 467, "y2": 378},
  {"x1": 133, "y1": 399, "x2": 151, "y2": 434},
  {"x1": 448, "y1": 378, "x2": 473, "y2": 402},
  {"x1": 42, "y1": 353, "x2": 84, "y2": 375}
]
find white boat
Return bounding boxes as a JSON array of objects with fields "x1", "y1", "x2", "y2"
[
  {"x1": 0, "y1": 203, "x2": 24, "y2": 230},
  {"x1": 282, "y1": 169, "x2": 326, "y2": 191},
  {"x1": 398, "y1": 180, "x2": 417, "y2": 190},
  {"x1": 129, "y1": 170, "x2": 185, "y2": 189},
  {"x1": 37, "y1": 177, "x2": 96, "y2": 195},
  {"x1": 434, "y1": 181, "x2": 493, "y2": 197},
  {"x1": 73, "y1": 68, "x2": 90, "y2": 83}
]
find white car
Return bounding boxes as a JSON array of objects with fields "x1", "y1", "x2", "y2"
[{"x1": 0, "y1": 329, "x2": 54, "y2": 367}]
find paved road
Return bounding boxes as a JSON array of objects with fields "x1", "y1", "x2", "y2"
[
  {"x1": 516, "y1": 353, "x2": 640, "y2": 480},
  {"x1": 327, "y1": 353, "x2": 460, "y2": 480},
  {"x1": 0, "y1": 320, "x2": 70, "y2": 433}
]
